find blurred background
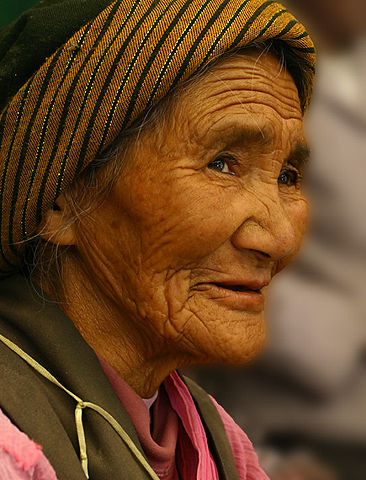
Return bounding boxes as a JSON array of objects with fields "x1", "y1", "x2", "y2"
[{"x1": 1, "y1": 1, "x2": 366, "y2": 479}]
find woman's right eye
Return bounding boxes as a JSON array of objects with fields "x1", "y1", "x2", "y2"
[{"x1": 207, "y1": 156, "x2": 234, "y2": 175}]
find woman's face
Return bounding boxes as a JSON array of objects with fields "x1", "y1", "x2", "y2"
[{"x1": 74, "y1": 51, "x2": 309, "y2": 367}]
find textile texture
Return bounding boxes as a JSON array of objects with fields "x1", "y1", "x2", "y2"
[
  {"x1": 0, "y1": 409, "x2": 57, "y2": 480},
  {"x1": 0, "y1": 368, "x2": 269, "y2": 480},
  {"x1": 0, "y1": 0, "x2": 315, "y2": 273}
]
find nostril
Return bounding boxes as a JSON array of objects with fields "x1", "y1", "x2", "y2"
[
  {"x1": 231, "y1": 217, "x2": 299, "y2": 262},
  {"x1": 249, "y1": 249, "x2": 271, "y2": 259}
]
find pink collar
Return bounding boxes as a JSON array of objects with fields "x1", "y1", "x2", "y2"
[{"x1": 98, "y1": 356, "x2": 218, "y2": 480}]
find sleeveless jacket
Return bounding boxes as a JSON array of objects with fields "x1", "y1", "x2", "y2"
[{"x1": 0, "y1": 274, "x2": 240, "y2": 480}]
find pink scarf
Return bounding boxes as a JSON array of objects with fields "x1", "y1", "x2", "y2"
[{"x1": 98, "y1": 357, "x2": 219, "y2": 480}]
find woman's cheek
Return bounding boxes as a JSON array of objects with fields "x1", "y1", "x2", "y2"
[
  {"x1": 276, "y1": 196, "x2": 309, "y2": 273},
  {"x1": 294, "y1": 195, "x2": 309, "y2": 239}
]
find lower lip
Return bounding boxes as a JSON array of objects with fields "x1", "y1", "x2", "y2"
[{"x1": 197, "y1": 284, "x2": 265, "y2": 312}]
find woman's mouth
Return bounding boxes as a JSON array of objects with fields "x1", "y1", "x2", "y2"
[{"x1": 195, "y1": 281, "x2": 267, "y2": 312}]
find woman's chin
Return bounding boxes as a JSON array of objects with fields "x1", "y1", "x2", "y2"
[
  {"x1": 186, "y1": 311, "x2": 266, "y2": 368},
  {"x1": 215, "y1": 332, "x2": 265, "y2": 366}
]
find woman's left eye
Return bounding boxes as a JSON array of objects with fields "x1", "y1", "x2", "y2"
[
  {"x1": 207, "y1": 156, "x2": 234, "y2": 175},
  {"x1": 278, "y1": 168, "x2": 301, "y2": 188}
]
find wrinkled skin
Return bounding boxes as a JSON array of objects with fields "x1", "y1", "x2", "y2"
[{"x1": 42, "y1": 50, "x2": 309, "y2": 397}]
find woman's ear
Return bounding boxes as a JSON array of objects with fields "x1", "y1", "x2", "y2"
[{"x1": 37, "y1": 193, "x2": 76, "y2": 246}]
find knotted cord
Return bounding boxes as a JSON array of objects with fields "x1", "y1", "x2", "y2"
[{"x1": 0, "y1": 332, "x2": 160, "y2": 480}]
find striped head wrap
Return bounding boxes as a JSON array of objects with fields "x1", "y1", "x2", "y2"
[{"x1": 0, "y1": 0, "x2": 315, "y2": 274}]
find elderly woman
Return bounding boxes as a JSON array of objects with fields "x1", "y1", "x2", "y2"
[{"x1": 0, "y1": 0, "x2": 315, "y2": 479}]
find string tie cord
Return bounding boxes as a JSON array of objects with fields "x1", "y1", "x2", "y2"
[{"x1": 0, "y1": 332, "x2": 159, "y2": 480}]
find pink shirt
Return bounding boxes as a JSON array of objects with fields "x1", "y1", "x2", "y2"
[
  {"x1": 0, "y1": 409, "x2": 56, "y2": 480},
  {"x1": 0, "y1": 365, "x2": 269, "y2": 480}
]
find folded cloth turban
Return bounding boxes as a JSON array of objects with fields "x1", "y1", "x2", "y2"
[{"x1": 0, "y1": 0, "x2": 315, "y2": 274}]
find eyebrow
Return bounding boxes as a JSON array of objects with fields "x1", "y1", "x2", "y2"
[
  {"x1": 207, "y1": 124, "x2": 273, "y2": 148},
  {"x1": 206, "y1": 124, "x2": 310, "y2": 167},
  {"x1": 286, "y1": 142, "x2": 311, "y2": 170}
]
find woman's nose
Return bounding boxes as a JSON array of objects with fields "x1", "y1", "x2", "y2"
[{"x1": 231, "y1": 194, "x2": 303, "y2": 263}]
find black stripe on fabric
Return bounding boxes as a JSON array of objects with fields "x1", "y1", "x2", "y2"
[
  {"x1": 0, "y1": 104, "x2": 9, "y2": 147},
  {"x1": 21, "y1": 26, "x2": 92, "y2": 239},
  {"x1": 137, "y1": 0, "x2": 213, "y2": 113},
  {"x1": 4, "y1": 75, "x2": 46, "y2": 254},
  {"x1": 0, "y1": 107, "x2": 13, "y2": 263},
  {"x1": 252, "y1": 8, "x2": 287, "y2": 41},
  {"x1": 292, "y1": 31, "x2": 309, "y2": 40},
  {"x1": 0, "y1": 81, "x2": 32, "y2": 259},
  {"x1": 293, "y1": 46, "x2": 316, "y2": 53},
  {"x1": 230, "y1": 0, "x2": 275, "y2": 50},
  {"x1": 66, "y1": 0, "x2": 152, "y2": 183},
  {"x1": 36, "y1": 0, "x2": 124, "y2": 223},
  {"x1": 7, "y1": 37, "x2": 79, "y2": 249},
  {"x1": 0, "y1": 108, "x2": 14, "y2": 266},
  {"x1": 0, "y1": 82, "x2": 32, "y2": 209},
  {"x1": 73, "y1": 0, "x2": 162, "y2": 178},
  {"x1": 103, "y1": 0, "x2": 194, "y2": 145},
  {"x1": 198, "y1": 0, "x2": 251, "y2": 68},
  {"x1": 160, "y1": 0, "x2": 232, "y2": 97},
  {"x1": 274, "y1": 19, "x2": 297, "y2": 38}
]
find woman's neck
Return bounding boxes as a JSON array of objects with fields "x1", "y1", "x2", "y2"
[{"x1": 38, "y1": 260, "x2": 192, "y2": 398}]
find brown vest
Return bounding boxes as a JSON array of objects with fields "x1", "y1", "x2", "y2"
[{"x1": 0, "y1": 274, "x2": 240, "y2": 480}]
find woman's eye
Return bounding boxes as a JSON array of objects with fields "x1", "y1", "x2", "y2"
[
  {"x1": 278, "y1": 168, "x2": 301, "y2": 188},
  {"x1": 207, "y1": 156, "x2": 234, "y2": 175}
]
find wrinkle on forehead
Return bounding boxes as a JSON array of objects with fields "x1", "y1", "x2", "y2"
[{"x1": 178, "y1": 51, "x2": 302, "y2": 135}]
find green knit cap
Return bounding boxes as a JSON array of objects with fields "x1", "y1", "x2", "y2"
[{"x1": 0, "y1": 0, "x2": 315, "y2": 274}]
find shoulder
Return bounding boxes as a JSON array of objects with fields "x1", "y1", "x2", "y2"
[
  {"x1": 0, "y1": 408, "x2": 57, "y2": 480},
  {"x1": 209, "y1": 397, "x2": 270, "y2": 480},
  {"x1": 183, "y1": 375, "x2": 269, "y2": 480}
]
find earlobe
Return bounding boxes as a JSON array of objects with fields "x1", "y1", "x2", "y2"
[{"x1": 37, "y1": 195, "x2": 76, "y2": 246}]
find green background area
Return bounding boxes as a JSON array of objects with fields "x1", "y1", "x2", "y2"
[{"x1": 0, "y1": 0, "x2": 39, "y2": 28}]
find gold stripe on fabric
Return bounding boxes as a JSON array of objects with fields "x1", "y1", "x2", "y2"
[
  {"x1": 39, "y1": 0, "x2": 148, "y2": 205},
  {"x1": 11, "y1": 25, "x2": 92, "y2": 246},
  {"x1": 20, "y1": 26, "x2": 93, "y2": 239},
  {"x1": 33, "y1": 5, "x2": 117, "y2": 204},
  {"x1": 1, "y1": 66, "x2": 51, "y2": 260},
  {"x1": 97, "y1": 0, "x2": 240, "y2": 151},
  {"x1": 250, "y1": 3, "x2": 291, "y2": 41},
  {"x1": 49, "y1": 1, "x2": 144, "y2": 192},
  {"x1": 82, "y1": 0, "x2": 181, "y2": 162},
  {"x1": 144, "y1": 0, "x2": 213, "y2": 109},
  {"x1": 116, "y1": 0, "x2": 279, "y2": 139},
  {"x1": 91, "y1": 0, "x2": 203, "y2": 157},
  {"x1": 21, "y1": 5, "x2": 118, "y2": 235}
]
